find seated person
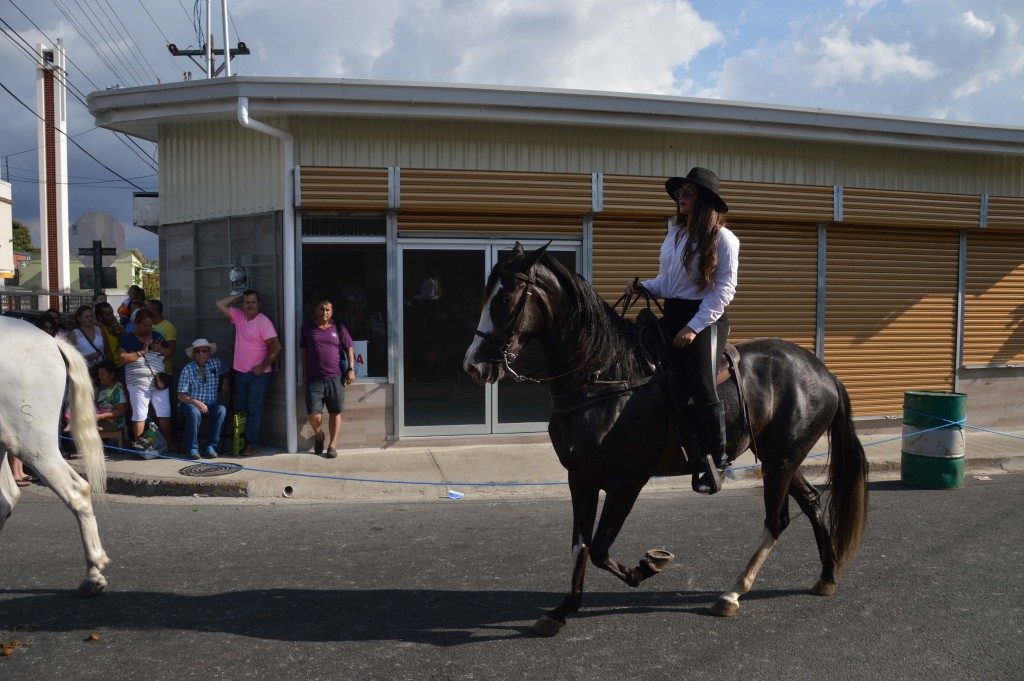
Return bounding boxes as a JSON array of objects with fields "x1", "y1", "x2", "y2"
[
  {"x1": 177, "y1": 338, "x2": 229, "y2": 460},
  {"x1": 95, "y1": 360, "x2": 127, "y2": 447}
]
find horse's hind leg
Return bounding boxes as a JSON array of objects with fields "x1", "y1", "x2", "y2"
[
  {"x1": 534, "y1": 475, "x2": 598, "y2": 637},
  {"x1": 711, "y1": 467, "x2": 795, "y2": 617},
  {"x1": 789, "y1": 470, "x2": 839, "y2": 596},
  {"x1": 0, "y1": 452, "x2": 22, "y2": 531},
  {"x1": 31, "y1": 451, "x2": 110, "y2": 596}
]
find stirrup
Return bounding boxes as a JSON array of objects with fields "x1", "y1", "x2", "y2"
[{"x1": 693, "y1": 454, "x2": 725, "y2": 495}]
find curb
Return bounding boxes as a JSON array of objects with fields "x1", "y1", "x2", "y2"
[{"x1": 90, "y1": 454, "x2": 1020, "y2": 500}]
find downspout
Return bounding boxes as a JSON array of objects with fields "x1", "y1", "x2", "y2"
[{"x1": 237, "y1": 96, "x2": 298, "y2": 454}]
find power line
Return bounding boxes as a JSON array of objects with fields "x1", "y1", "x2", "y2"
[
  {"x1": 0, "y1": 78, "x2": 147, "y2": 192},
  {"x1": 0, "y1": 16, "x2": 159, "y2": 169},
  {"x1": 7, "y1": 0, "x2": 100, "y2": 90},
  {"x1": 99, "y1": 0, "x2": 162, "y2": 82}
]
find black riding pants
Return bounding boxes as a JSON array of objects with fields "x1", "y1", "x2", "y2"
[{"x1": 662, "y1": 298, "x2": 729, "y2": 406}]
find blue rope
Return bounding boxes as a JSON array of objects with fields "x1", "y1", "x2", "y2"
[{"x1": 63, "y1": 412, "x2": 1018, "y2": 489}]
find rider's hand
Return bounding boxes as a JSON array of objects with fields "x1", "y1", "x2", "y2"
[{"x1": 673, "y1": 327, "x2": 697, "y2": 349}]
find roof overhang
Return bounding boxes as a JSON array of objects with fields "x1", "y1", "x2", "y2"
[{"x1": 88, "y1": 76, "x2": 1024, "y2": 155}]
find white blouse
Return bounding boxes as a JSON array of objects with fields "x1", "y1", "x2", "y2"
[{"x1": 641, "y1": 225, "x2": 740, "y2": 334}]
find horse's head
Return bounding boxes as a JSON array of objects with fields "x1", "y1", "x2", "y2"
[{"x1": 463, "y1": 242, "x2": 551, "y2": 385}]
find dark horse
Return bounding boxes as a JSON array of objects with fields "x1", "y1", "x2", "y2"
[{"x1": 463, "y1": 243, "x2": 868, "y2": 636}]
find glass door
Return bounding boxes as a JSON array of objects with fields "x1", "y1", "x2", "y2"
[{"x1": 398, "y1": 242, "x2": 580, "y2": 437}]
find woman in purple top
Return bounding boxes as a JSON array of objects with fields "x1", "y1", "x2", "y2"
[{"x1": 299, "y1": 300, "x2": 356, "y2": 458}]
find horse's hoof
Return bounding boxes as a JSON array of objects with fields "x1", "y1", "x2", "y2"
[
  {"x1": 642, "y1": 549, "x2": 675, "y2": 573},
  {"x1": 710, "y1": 598, "x2": 739, "y2": 617},
  {"x1": 532, "y1": 615, "x2": 565, "y2": 637},
  {"x1": 77, "y1": 578, "x2": 106, "y2": 597},
  {"x1": 812, "y1": 579, "x2": 838, "y2": 597}
]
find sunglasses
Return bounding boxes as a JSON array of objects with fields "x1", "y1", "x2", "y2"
[
  {"x1": 193, "y1": 348, "x2": 210, "y2": 354},
  {"x1": 673, "y1": 187, "x2": 698, "y2": 201}
]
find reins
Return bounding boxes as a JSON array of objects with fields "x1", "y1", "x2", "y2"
[{"x1": 473, "y1": 270, "x2": 657, "y2": 388}]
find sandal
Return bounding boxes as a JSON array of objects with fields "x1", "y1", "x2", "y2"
[{"x1": 16, "y1": 479, "x2": 31, "y2": 487}]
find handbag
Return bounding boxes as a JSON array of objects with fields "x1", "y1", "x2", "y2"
[{"x1": 141, "y1": 352, "x2": 170, "y2": 391}]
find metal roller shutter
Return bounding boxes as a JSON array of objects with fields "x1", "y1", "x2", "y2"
[
  {"x1": 825, "y1": 226, "x2": 959, "y2": 416},
  {"x1": 721, "y1": 182, "x2": 834, "y2": 223},
  {"x1": 728, "y1": 223, "x2": 818, "y2": 351},
  {"x1": 600, "y1": 175, "x2": 835, "y2": 224},
  {"x1": 397, "y1": 213, "x2": 582, "y2": 237},
  {"x1": 842, "y1": 188, "x2": 979, "y2": 229},
  {"x1": 592, "y1": 217, "x2": 666, "y2": 308},
  {"x1": 963, "y1": 231, "x2": 1024, "y2": 367},
  {"x1": 298, "y1": 166, "x2": 389, "y2": 211},
  {"x1": 987, "y1": 196, "x2": 1024, "y2": 231},
  {"x1": 400, "y1": 169, "x2": 592, "y2": 215},
  {"x1": 592, "y1": 220, "x2": 818, "y2": 354}
]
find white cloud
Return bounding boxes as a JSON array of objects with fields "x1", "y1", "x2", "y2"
[
  {"x1": 352, "y1": 0, "x2": 722, "y2": 95},
  {"x1": 712, "y1": 0, "x2": 1024, "y2": 124},
  {"x1": 961, "y1": 10, "x2": 996, "y2": 36},
  {"x1": 810, "y1": 27, "x2": 939, "y2": 86}
]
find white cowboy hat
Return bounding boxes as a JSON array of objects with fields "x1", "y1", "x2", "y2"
[{"x1": 185, "y1": 338, "x2": 218, "y2": 358}]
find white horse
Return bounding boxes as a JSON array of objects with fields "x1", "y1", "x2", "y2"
[{"x1": 0, "y1": 316, "x2": 110, "y2": 595}]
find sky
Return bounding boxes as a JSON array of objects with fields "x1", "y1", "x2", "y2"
[{"x1": 1, "y1": 0, "x2": 1022, "y2": 261}]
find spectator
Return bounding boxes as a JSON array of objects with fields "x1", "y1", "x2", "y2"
[
  {"x1": 177, "y1": 338, "x2": 229, "y2": 460},
  {"x1": 118, "y1": 308, "x2": 173, "y2": 457},
  {"x1": 300, "y1": 300, "x2": 356, "y2": 459},
  {"x1": 66, "y1": 305, "x2": 107, "y2": 371},
  {"x1": 146, "y1": 300, "x2": 178, "y2": 380},
  {"x1": 123, "y1": 300, "x2": 146, "y2": 333},
  {"x1": 35, "y1": 314, "x2": 58, "y2": 337},
  {"x1": 94, "y1": 360, "x2": 127, "y2": 443},
  {"x1": 216, "y1": 290, "x2": 282, "y2": 455},
  {"x1": 95, "y1": 302, "x2": 126, "y2": 384},
  {"x1": 7, "y1": 453, "x2": 36, "y2": 487},
  {"x1": 44, "y1": 308, "x2": 67, "y2": 339},
  {"x1": 117, "y1": 285, "x2": 146, "y2": 323}
]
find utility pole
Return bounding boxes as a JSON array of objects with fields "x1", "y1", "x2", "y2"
[{"x1": 168, "y1": 0, "x2": 248, "y2": 77}]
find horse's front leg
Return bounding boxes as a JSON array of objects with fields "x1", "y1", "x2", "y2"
[
  {"x1": 533, "y1": 475, "x2": 598, "y2": 637},
  {"x1": 590, "y1": 476, "x2": 674, "y2": 588}
]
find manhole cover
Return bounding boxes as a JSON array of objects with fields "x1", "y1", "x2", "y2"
[{"x1": 179, "y1": 463, "x2": 243, "y2": 477}]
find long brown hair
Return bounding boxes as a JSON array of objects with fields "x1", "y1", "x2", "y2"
[{"x1": 677, "y1": 193, "x2": 727, "y2": 291}]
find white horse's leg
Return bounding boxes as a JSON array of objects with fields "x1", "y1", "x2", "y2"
[
  {"x1": 31, "y1": 454, "x2": 110, "y2": 595},
  {"x1": 0, "y1": 453, "x2": 21, "y2": 531},
  {"x1": 710, "y1": 527, "x2": 778, "y2": 617}
]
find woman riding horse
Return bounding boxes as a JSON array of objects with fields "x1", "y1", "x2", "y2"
[{"x1": 628, "y1": 167, "x2": 738, "y2": 494}]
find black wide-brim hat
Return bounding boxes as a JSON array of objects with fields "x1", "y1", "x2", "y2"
[{"x1": 665, "y1": 167, "x2": 729, "y2": 213}]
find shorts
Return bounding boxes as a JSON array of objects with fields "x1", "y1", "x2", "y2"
[
  {"x1": 305, "y1": 375, "x2": 345, "y2": 415},
  {"x1": 128, "y1": 383, "x2": 171, "y2": 422}
]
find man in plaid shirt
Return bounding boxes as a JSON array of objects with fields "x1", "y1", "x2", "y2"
[{"x1": 176, "y1": 338, "x2": 230, "y2": 459}]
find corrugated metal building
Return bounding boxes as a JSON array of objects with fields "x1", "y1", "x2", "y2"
[{"x1": 88, "y1": 78, "x2": 1024, "y2": 452}]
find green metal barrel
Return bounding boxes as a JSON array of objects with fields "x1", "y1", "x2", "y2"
[{"x1": 901, "y1": 391, "x2": 967, "y2": 489}]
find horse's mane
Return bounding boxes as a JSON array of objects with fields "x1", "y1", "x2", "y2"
[{"x1": 537, "y1": 253, "x2": 649, "y2": 382}]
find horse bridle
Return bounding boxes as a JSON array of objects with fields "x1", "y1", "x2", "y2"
[
  {"x1": 473, "y1": 265, "x2": 609, "y2": 385},
  {"x1": 473, "y1": 268, "x2": 540, "y2": 383}
]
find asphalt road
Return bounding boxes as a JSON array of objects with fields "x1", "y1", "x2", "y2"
[{"x1": 1, "y1": 474, "x2": 1022, "y2": 680}]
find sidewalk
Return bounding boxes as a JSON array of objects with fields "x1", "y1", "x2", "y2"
[{"x1": 72, "y1": 425, "x2": 1024, "y2": 502}]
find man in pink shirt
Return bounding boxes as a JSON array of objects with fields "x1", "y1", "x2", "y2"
[{"x1": 216, "y1": 290, "x2": 282, "y2": 454}]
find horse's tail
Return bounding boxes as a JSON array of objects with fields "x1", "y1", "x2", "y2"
[
  {"x1": 825, "y1": 375, "x2": 868, "y2": 569},
  {"x1": 56, "y1": 338, "x2": 106, "y2": 496}
]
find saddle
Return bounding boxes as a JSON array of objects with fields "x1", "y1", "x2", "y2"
[{"x1": 635, "y1": 308, "x2": 741, "y2": 384}]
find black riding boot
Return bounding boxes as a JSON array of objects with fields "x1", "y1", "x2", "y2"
[{"x1": 693, "y1": 400, "x2": 729, "y2": 495}]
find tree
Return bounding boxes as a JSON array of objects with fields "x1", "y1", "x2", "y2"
[
  {"x1": 12, "y1": 219, "x2": 34, "y2": 252},
  {"x1": 142, "y1": 259, "x2": 160, "y2": 300}
]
